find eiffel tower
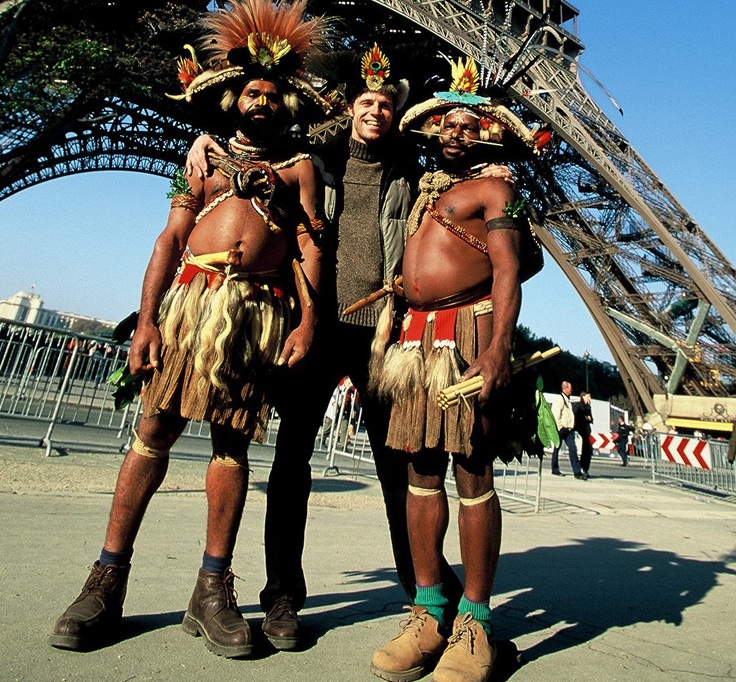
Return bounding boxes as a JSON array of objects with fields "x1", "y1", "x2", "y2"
[{"x1": 2, "y1": 0, "x2": 734, "y2": 424}]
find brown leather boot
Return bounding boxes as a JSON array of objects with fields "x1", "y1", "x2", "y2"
[
  {"x1": 181, "y1": 568, "x2": 253, "y2": 658},
  {"x1": 433, "y1": 613, "x2": 496, "y2": 682},
  {"x1": 49, "y1": 561, "x2": 130, "y2": 650},
  {"x1": 370, "y1": 606, "x2": 447, "y2": 682},
  {"x1": 262, "y1": 595, "x2": 300, "y2": 650}
]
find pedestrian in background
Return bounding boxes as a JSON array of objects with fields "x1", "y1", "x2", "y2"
[
  {"x1": 615, "y1": 415, "x2": 633, "y2": 466},
  {"x1": 550, "y1": 381, "x2": 586, "y2": 479},
  {"x1": 574, "y1": 391, "x2": 594, "y2": 477}
]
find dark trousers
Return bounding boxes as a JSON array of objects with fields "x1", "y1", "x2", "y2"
[
  {"x1": 550, "y1": 427, "x2": 581, "y2": 475},
  {"x1": 578, "y1": 430, "x2": 593, "y2": 473},
  {"x1": 617, "y1": 440, "x2": 629, "y2": 465},
  {"x1": 261, "y1": 321, "x2": 462, "y2": 613}
]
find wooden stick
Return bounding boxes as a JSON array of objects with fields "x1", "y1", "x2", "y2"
[
  {"x1": 407, "y1": 129, "x2": 504, "y2": 147},
  {"x1": 343, "y1": 276, "x2": 403, "y2": 315},
  {"x1": 292, "y1": 259, "x2": 313, "y2": 308}
]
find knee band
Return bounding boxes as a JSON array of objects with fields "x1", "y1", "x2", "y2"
[
  {"x1": 408, "y1": 484, "x2": 444, "y2": 497},
  {"x1": 131, "y1": 431, "x2": 170, "y2": 459},
  {"x1": 459, "y1": 489, "x2": 496, "y2": 506},
  {"x1": 210, "y1": 452, "x2": 249, "y2": 469}
]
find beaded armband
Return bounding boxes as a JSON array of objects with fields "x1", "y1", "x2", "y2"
[
  {"x1": 171, "y1": 193, "x2": 204, "y2": 214},
  {"x1": 295, "y1": 217, "x2": 326, "y2": 236},
  {"x1": 485, "y1": 216, "x2": 520, "y2": 233}
]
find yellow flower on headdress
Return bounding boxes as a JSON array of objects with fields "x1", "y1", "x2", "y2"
[
  {"x1": 248, "y1": 32, "x2": 292, "y2": 68},
  {"x1": 450, "y1": 57, "x2": 480, "y2": 95},
  {"x1": 361, "y1": 43, "x2": 390, "y2": 91},
  {"x1": 433, "y1": 56, "x2": 487, "y2": 105}
]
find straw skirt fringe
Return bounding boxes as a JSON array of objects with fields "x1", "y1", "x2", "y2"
[
  {"x1": 378, "y1": 305, "x2": 484, "y2": 456},
  {"x1": 142, "y1": 271, "x2": 292, "y2": 440}
]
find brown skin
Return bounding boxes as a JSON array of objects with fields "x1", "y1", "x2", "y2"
[
  {"x1": 402, "y1": 110, "x2": 522, "y2": 404},
  {"x1": 403, "y1": 110, "x2": 522, "y2": 607},
  {"x1": 101, "y1": 80, "x2": 321, "y2": 565},
  {"x1": 181, "y1": 101, "x2": 518, "y2": 601},
  {"x1": 131, "y1": 80, "x2": 321, "y2": 375}
]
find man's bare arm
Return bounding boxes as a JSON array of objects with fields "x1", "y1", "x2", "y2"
[
  {"x1": 277, "y1": 159, "x2": 323, "y2": 368},
  {"x1": 185, "y1": 135, "x2": 226, "y2": 180},
  {"x1": 461, "y1": 179, "x2": 521, "y2": 403},
  {"x1": 129, "y1": 199, "x2": 198, "y2": 375}
]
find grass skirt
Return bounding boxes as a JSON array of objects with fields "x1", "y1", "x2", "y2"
[{"x1": 142, "y1": 268, "x2": 292, "y2": 440}]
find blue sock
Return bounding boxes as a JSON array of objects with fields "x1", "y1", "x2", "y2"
[
  {"x1": 415, "y1": 584, "x2": 449, "y2": 629},
  {"x1": 458, "y1": 595, "x2": 492, "y2": 636},
  {"x1": 202, "y1": 552, "x2": 231, "y2": 575},
  {"x1": 99, "y1": 548, "x2": 133, "y2": 567}
]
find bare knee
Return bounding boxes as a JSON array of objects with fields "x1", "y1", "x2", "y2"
[
  {"x1": 132, "y1": 413, "x2": 187, "y2": 458},
  {"x1": 210, "y1": 424, "x2": 251, "y2": 470},
  {"x1": 453, "y1": 457, "x2": 495, "y2": 503},
  {"x1": 408, "y1": 450, "x2": 447, "y2": 493}
]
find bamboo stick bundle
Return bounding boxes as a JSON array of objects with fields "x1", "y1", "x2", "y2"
[{"x1": 437, "y1": 346, "x2": 561, "y2": 410}]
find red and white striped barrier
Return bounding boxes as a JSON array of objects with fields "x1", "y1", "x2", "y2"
[
  {"x1": 660, "y1": 435, "x2": 712, "y2": 470},
  {"x1": 590, "y1": 432, "x2": 615, "y2": 450}
]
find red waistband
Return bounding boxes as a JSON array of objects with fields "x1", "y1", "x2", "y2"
[{"x1": 177, "y1": 262, "x2": 286, "y2": 299}]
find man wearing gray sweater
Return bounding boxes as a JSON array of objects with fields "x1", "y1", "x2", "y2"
[
  {"x1": 184, "y1": 45, "x2": 513, "y2": 648},
  {"x1": 256, "y1": 68, "x2": 467, "y2": 650}
]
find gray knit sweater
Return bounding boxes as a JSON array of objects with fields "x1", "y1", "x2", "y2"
[{"x1": 336, "y1": 138, "x2": 386, "y2": 327}]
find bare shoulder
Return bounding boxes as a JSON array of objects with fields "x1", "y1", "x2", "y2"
[
  {"x1": 472, "y1": 173, "x2": 513, "y2": 196},
  {"x1": 278, "y1": 153, "x2": 314, "y2": 177}
]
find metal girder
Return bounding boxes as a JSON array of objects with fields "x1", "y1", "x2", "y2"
[
  {"x1": 369, "y1": 0, "x2": 736, "y2": 412},
  {"x1": 1, "y1": 0, "x2": 734, "y2": 415},
  {"x1": 0, "y1": 99, "x2": 197, "y2": 198}
]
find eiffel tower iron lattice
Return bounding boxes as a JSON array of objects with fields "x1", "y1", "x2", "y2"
[{"x1": 1, "y1": 0, "x2": 734, "y2": 418}]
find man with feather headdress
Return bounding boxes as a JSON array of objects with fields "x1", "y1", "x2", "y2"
[
  {"x1": 49, "y1": 0, "x2": 334, "y2": 659},
  {"x1": 369, "y1": 57, "x2": 546, "y2": 682}
]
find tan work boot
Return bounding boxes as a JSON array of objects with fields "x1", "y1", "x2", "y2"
[
  {"x1": 370, "y1": 605, "x2": 447, "y2": 682},
  {"x1": 49, "y1": 561, "x2": 130, "y2": 650},
  {"x1": 182, "y1": 568, "x2": 253, "y2": 658},
  {"x1": 433, "y1": 613, "x2": 496, "y2": 682}
]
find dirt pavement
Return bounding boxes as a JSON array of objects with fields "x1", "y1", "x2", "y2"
[{"x1": 1, "y1": 443, "x2": 735, "y2": 682}]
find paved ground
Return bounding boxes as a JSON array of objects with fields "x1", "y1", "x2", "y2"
[{"x1": 1, "y1": 440, "x2": 735, "y2": 682}]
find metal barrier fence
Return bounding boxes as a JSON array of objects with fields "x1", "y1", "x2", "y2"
[
  {"x1": 0, "y1": 318, "x2": 544, "y2": 508},
  {"x1": 634, "y1": 431, "x2": 736, "y2": 495},
  {"x1": 0, "y1": 320, "x2": 134, "y2": 455}
]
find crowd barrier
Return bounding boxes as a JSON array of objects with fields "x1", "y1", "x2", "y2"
[
  {"x1": 0, "y1": 319, "x2": 545, "y2": 509},
  {"x1": 634, "y1": 431, "x2": 735, "y2": 495}
]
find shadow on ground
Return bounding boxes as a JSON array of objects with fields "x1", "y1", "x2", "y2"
[{"x1": 490, "y1": 537, "x2": 736, "y2": 663}]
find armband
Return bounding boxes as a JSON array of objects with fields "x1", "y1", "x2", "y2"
[
  {"x1": 171, "y1": 193, "x2": 204, "y2": 214},
  {"x1": 485, "y1": 216, "x2": 520, "y2": 233},
  {"x1": 295, "y1": 217, "x2": 326, "y2": 236}
]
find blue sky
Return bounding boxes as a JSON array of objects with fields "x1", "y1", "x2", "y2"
[{"x1": 1, "y1": 0, "x2": 734, "y2": 365}]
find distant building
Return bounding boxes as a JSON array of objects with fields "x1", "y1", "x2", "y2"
[{"x1": 0, "y1": 290, "x2": 116, "y2": 334}]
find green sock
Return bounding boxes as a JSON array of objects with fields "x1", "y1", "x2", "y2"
[
  {"x1": 415, "y1": 584, "x2": 449, "y2": 628},
  {"x1": 458, "y1": 595, "x2": 492, "y2": 636}
]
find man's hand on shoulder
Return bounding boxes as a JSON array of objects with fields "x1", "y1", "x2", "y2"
[
  {"x1": 478, "y1": 164, "x2": 516, "y2": 186},
  {"x1": 185, "y1": 135, "x2": 226, "y2": 180}
]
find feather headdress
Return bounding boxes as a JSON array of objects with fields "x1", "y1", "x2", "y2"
[
  {"x1": 399, "y1": 56, "x2": 543, "y2": 158},
  {"x1": 305, "y1": 42, "x2": 410, "y2": 112},
  {"x1": 200, "y1": 0, "x2": 330, "y2": 74},
  {"x1": 169, "y1": 0, "x2": 336, "y2": 119}
]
